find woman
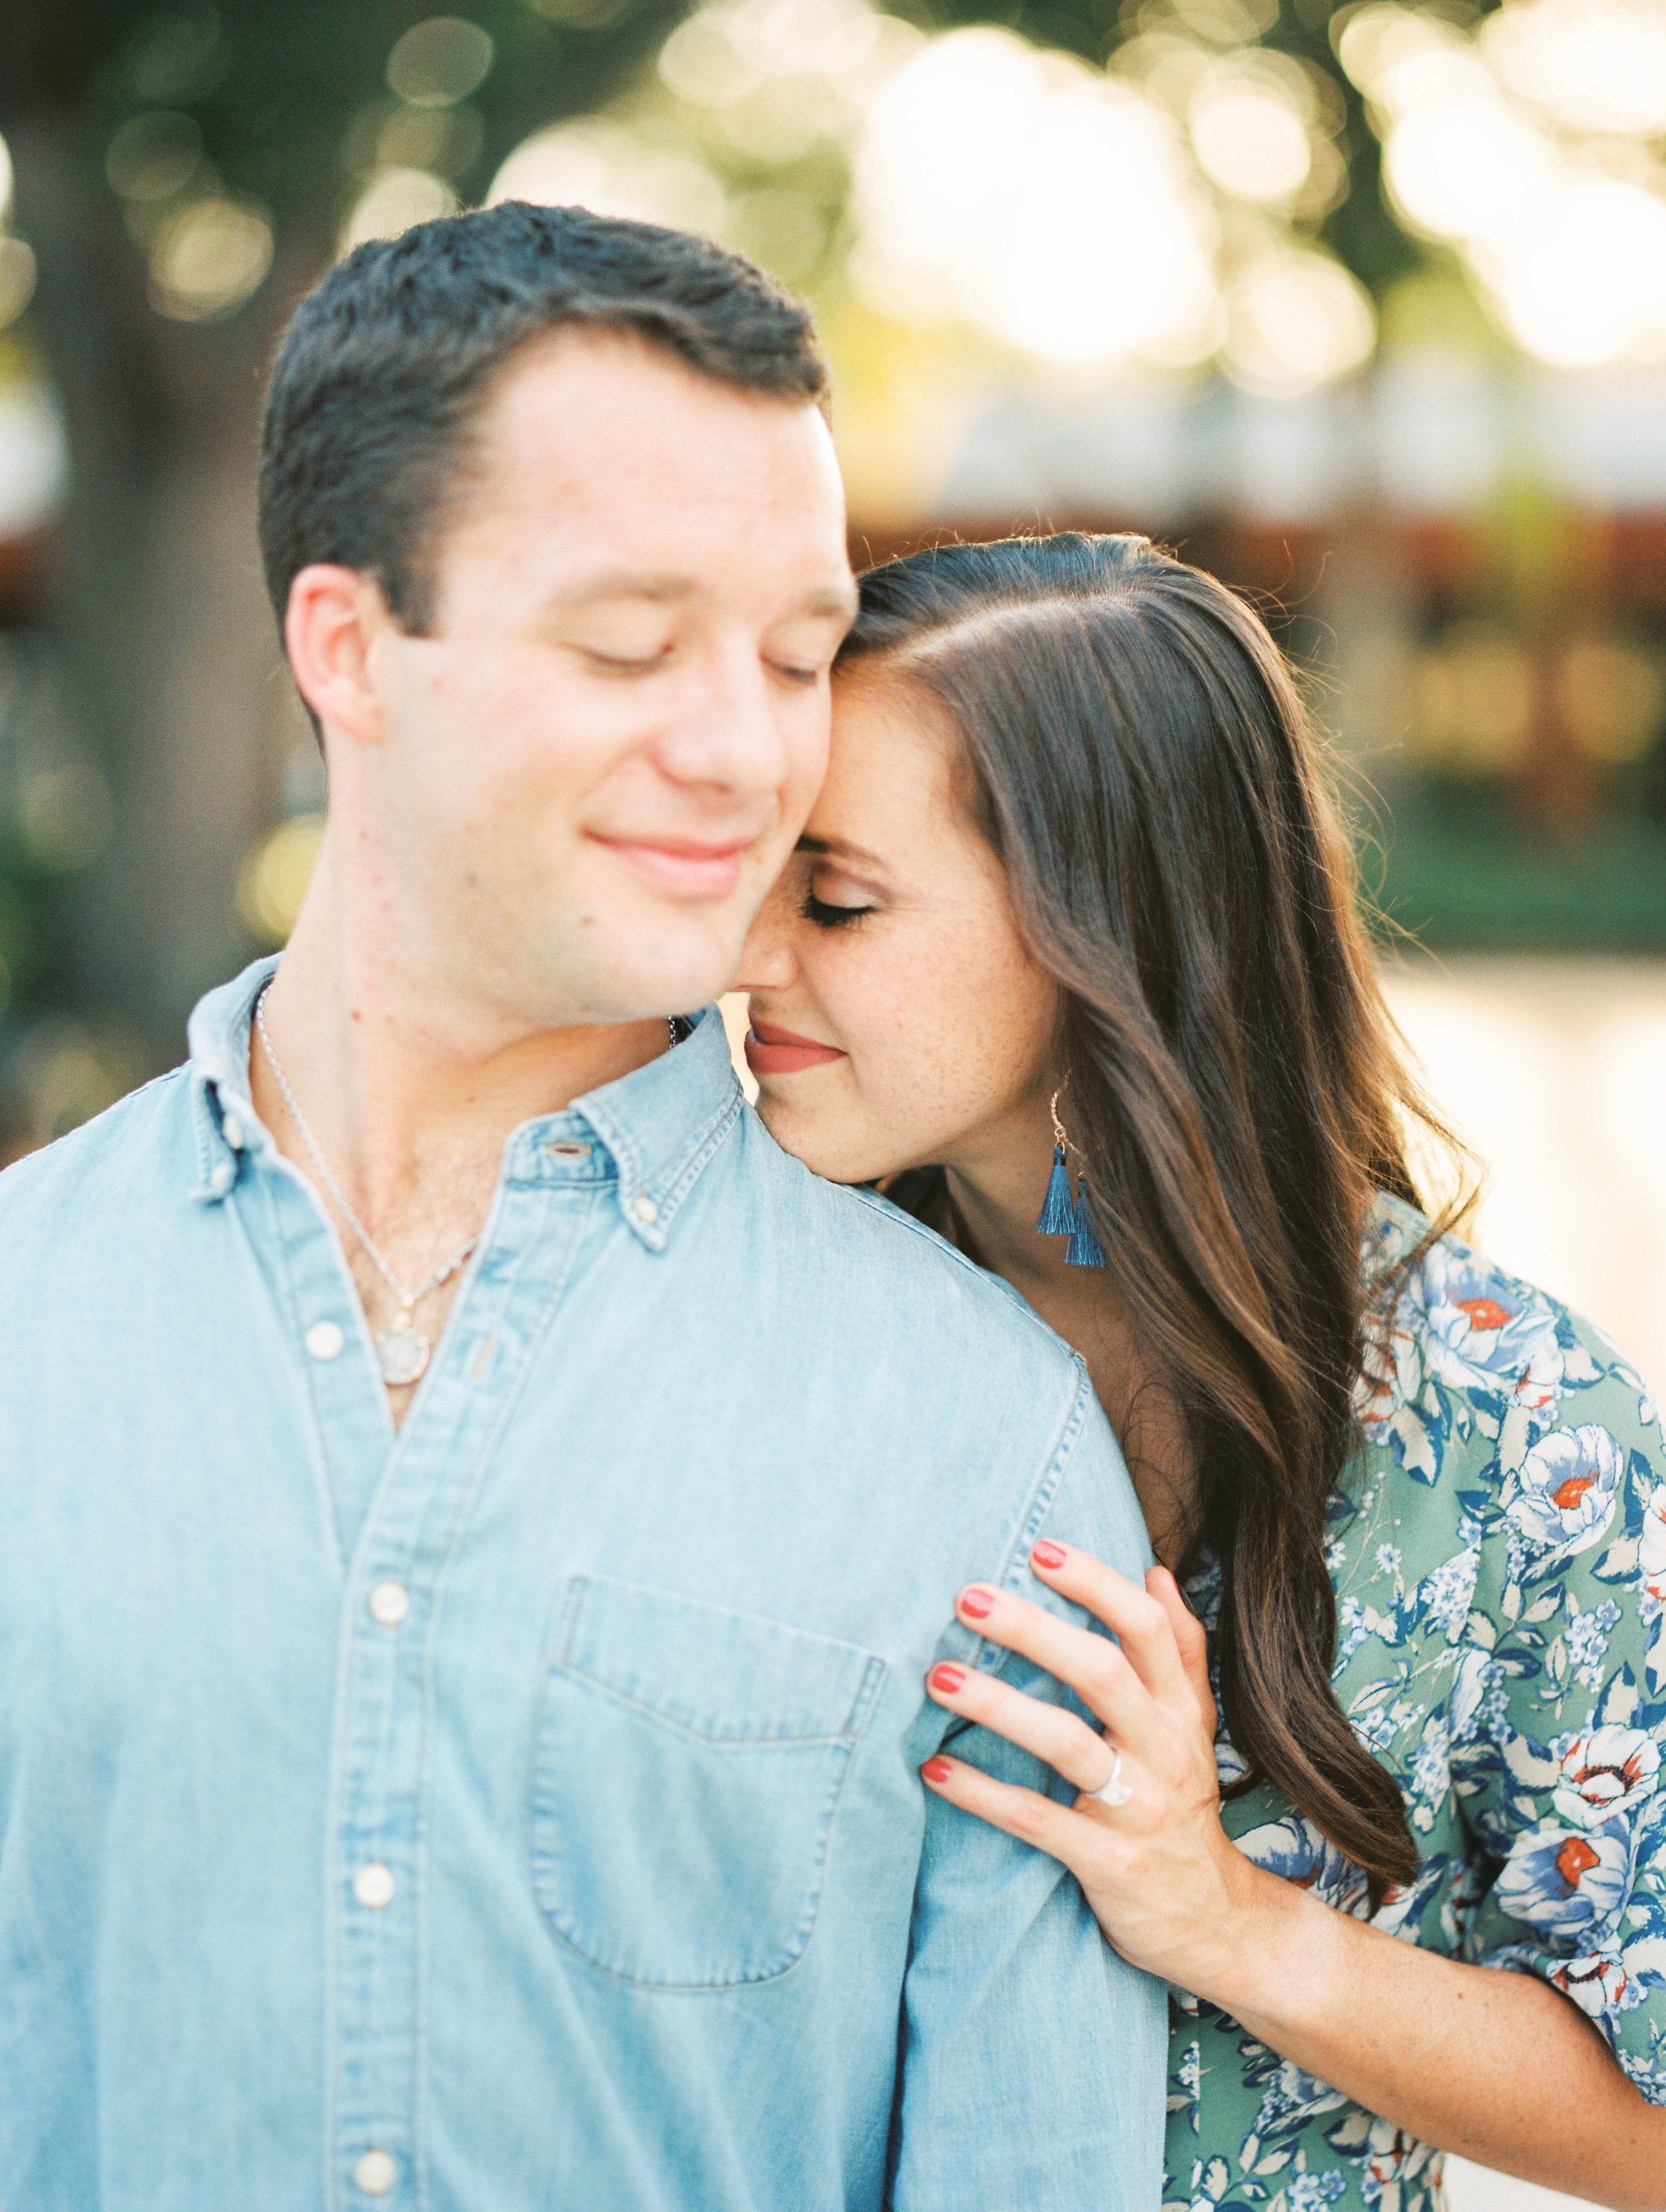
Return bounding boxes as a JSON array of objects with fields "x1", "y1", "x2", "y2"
[{"x1": 736, "y1": 534, "x2": 1666, "y2": 2210}]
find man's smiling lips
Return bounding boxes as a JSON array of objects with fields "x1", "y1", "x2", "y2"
[
  {"x1": 745, "y1": 1017, "x2": 848, "y2": 1077},
  {"x1": 591, "y1": 832, "x2": 752, "y2": 900}
]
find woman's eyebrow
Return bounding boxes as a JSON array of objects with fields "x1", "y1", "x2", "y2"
[{"x1": 796, "y1": 833, "x2": 888, "y2": 872}]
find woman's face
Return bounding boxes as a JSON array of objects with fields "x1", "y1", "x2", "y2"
[{"x1": 735, "y1": 667, "x2": 1062, "y2": 1184}]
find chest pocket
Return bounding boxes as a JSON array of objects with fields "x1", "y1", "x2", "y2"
[{"x1": 531, "y1": 1574, "x2": 888, "y2": 1989}]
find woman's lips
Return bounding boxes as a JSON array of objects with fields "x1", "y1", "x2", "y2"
[{"x1": 744, "y1": 1017, "x2": 847, "y2": 1077}]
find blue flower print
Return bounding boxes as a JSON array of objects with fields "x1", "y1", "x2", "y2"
[{"x1": 1494, "y1": 1818, "x2": 1632, "y2": 1937}]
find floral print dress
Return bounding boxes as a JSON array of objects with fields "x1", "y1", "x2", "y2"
[{"x1": 1167, "y1": 1195, "x2": 1666, "y2": 2212}]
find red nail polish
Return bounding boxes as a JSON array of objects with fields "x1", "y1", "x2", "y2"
[
  {"x1": 1032, "y1": 1540, "x2": 1068, "y2": 1570},
  {"x1": 959, "y1": 1586, "x2": 995, "y2": 1620},
  {"x1": 922, "y1": 1757, "x2": 954, "y2": 1785},
  {"x1": 929, "y1": 1664, "x2": 966, "y2": 1695}
]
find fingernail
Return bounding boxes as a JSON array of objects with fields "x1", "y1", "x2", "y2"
[
  {"x1": 922, "y1": 1757, "x2": 954, "y2": 1786},
  {"x1": 1032, "y1": 1540, "x2": 1068, "y2": 1570},
  {"x1": 958, "y1": 1586, "x2": 996, "y2": 1620},
  {"x1": 929, "y1": 1664, "x2": 966, "y2": 1696}
]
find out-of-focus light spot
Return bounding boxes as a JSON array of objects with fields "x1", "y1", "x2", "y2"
[
  {"x1": 1557, "y1": 637, "x2": 1666, "y2": 765},
  {"x1": 1190, "y1": 79, "x2": 1311, "y2": 203},
  {"x1": 1415, "y1": 624, "x2": 1534, "y2": 773},
  {"x1": 0, "y1": 239, "x2": 37, "y2": 331},
  {"x1": 1169, "y1": 0, "x2": 1277, "y2": 43},
  {"x1": 0, "y1": 383, "x2": 67, "y2": 534},
  {"x1": 726, "y1": 187, "x2": 828, "y2": 282},
  {"x1": 387, "y1": 18, "x2": 494, "y2": 108},
  {"x1": 1480, "y1": 172, "x2": 1666, "y2": 366},
  {"x1": 1483, "y1": 0, "x2": 1666, "y2": 138},
  {"x1": 18, "y1": 764, "x2": 115, "y2": 873},
  {"x1": 340, "y1": 169, "x2": 458, "y2": 256},
  {"x1": 854, "y1": 30, "x2": 1220, "y2": 369},
  {"x1": 10, "y1": 1019, "x2": 139, "y2": 1145},
  {"x1": 1346, "y1": 0, "x2": 1666, "y2": 370},
  {"x1": 106, "y1": 111, "x2": 202, "y2": 201},
  {"x1": 147, "y1": 197, "x2": 273, "y2": 320},
  {"x1": 1384, "y1": 99, "x2": 1551, "y2": 241},
  {"x1": 125, "y1": 6, "x2": 223, "y2": 106},
  {"x1": 379, "y1": 103, "x2": 483, "y2": 178},
  {"x1": 1334, "y1": 5, "x2": 1463, "y2": 104},
  {"x1": 237, "y1": 813, "x2": 325, "y2": 946},
  {"x1": 526, "y1": 0, "x2": 638, "y2": 24},
  {"x1": 0, "y1": 134, "x2": 13, "y2": 227},
  {"x1": 488, "y1": 123, "x2": 726, "y2": 237},
  {"x1": 1222, "y1": 249, "x2": 1374, "y2": 394},
  {"x1": 658, "y1": 0, "x2": 916, "y2": 162}
]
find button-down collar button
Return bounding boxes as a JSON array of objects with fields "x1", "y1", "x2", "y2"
[
  {"x1": 353, "y1": 2149, "x2": 397, "y2": 2196},
  {"x1": 353, "y1": 1861, "x2": 396, "y2": 1910},
  {"x1": 546, "y1": 1139, "x2": 591, "y2": 1159},
  {"x1": 633, "y1": 1193, "x2": 659, "y2": 1225},
  {"x1": 368, "y1": 1580, "x2": 411, "y2": 1628},
  {"x1": 305, "y1": 1320, "x2": 345, "y2": 1362},
  {"x1": 221, "y1": 1111, "x2": 245, "y2": 1150},
  {"x1": 207, "y1": 1159, "x2": 233, "y2": 1196}
]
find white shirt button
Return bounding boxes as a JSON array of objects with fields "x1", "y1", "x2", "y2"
[
  {"x1": 368, "y1": 1581, "x2": 411, "y2": 1628},
  {"x1": 353, "y1": 1861, "x2": 396, "y2": 1910},
  {"x1": 633, "y1": 1194, "x2": 659, "y2": 1225},
  {"x1": 221, "y1": 1112, "x2": 245, "y2": 1150},
  {"x1": 305, "y1": 1320, "x2": 345, "y2": 1362},
  {"x1": 353, "y1": 2149, "x2": 397, "y2": 2197},
  {"x1": 207, "y1": 1160, "x2": 233, "y2": 1196}
]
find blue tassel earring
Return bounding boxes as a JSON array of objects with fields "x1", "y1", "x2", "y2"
[
  {"x1": 1034, "y1": 1089, "x2": 1106, "y2": 1268},
  {"x1": 1036, "y1": 1089, "x2": 1077, "y2": 1235}
]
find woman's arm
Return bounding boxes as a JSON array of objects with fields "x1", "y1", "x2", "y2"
[{"x1": 921, "y1": 1547, "x2": 1666, "y2": 2212}]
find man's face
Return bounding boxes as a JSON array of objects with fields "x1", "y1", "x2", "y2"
[{"x1": 361, "y1": 328, "x2": 855, "y2": 1030}]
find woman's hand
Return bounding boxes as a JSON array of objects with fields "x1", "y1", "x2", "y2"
[{"x1": 920, "y1": 1540, "x2": 1285, "y2": 2001}]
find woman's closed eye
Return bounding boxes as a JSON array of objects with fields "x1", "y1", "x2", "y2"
[{"x1": 800, "y1": 889, "x2": 874, "y2": 929}]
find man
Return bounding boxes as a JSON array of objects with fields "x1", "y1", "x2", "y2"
[{"x1": 0, "y1": 205, "x2": 1162, "y2": 2209}]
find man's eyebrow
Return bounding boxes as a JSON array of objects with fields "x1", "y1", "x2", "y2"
[
  {"x1": 545, "y1": 572, "x2": 858, "y2": 622},
  {"x1": 805, "y1": 583, "x2": 862, "y2": 624},
  {"x1": 796, "y1": 833, "x2": 888, "y2": 871},
  {"x1": 546, "y1": 568, "x2": 698, "y2": 607}
]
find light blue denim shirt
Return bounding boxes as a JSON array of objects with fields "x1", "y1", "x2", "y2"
[{"x1": 0, "y1": 955, "x2": 1163, "y2": 2212}]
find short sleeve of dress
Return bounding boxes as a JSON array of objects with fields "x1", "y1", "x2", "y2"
[{"x1": 1445, "y1": 1287, "x2": 1666, "y2": 2103}]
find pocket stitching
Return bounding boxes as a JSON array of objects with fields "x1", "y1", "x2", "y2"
[{"x1": 531, "y1": 1582, "x2": 888, "y2": 1991}]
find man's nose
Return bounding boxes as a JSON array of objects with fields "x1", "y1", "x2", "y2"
[
  {"x1": 656, "y1": 640, "x2": 804, "y2": 796},
  {"x1": 734, "y1": 875, "x2": 800, "y2": 990}
]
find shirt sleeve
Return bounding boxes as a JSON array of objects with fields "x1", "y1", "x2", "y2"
[
  {"x1": 888, "y1": 1379, "x2": 1168, "y2": 2210},
  {"x1": 1451, "y1": 1324, "x2": 1666, "y2": 2104}
]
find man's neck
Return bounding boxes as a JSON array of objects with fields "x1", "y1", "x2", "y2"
[
  {"x1": 246, "y1": 838, "x2": 671, "y2": 1427},
  {"x1": 251, "y1": 838, "x2": 670, "y2": 1237}
]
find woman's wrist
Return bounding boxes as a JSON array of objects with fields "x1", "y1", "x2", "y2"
[{"x1": 1178, "y1": 1850, "x2": 1340, "y2": 2028}]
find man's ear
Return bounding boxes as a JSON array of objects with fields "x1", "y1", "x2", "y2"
[{"x1": 283, "y1": 565, "x2": 394, "y2": 746}]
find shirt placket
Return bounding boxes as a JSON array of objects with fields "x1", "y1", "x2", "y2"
[{"x1": 324, "y1": 1131, "x2": 604, "y2": 2211}]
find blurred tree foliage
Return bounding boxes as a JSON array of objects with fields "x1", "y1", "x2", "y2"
[{"x1": 0, "y1": 0, "x2": 1455, "y2": 1051}]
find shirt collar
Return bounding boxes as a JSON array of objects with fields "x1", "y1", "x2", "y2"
[{"x1": 184, "y1": 955, "x2": 742, "y2": 1249}]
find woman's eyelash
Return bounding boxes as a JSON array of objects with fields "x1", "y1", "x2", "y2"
[{"x1": 800, "y1": 891, "x2": 874, "y2": 930}]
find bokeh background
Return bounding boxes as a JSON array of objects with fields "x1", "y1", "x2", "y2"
[{"x1": 1, "y1": 6, "x2": 1663, "y2": 2190}]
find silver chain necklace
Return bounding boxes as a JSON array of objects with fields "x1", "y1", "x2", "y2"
[{"x1": 254, "y1": 989, "x2": 678, "y2": 1388}]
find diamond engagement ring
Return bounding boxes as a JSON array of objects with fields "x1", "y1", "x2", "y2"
[{"x1": 1088, "y1": 1745, "x2": 1132, "y2": 1808}]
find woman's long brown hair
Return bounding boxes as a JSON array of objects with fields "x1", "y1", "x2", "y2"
[{"x1": 846, "y1": 532, "x2": 1465, "y2": 1898}]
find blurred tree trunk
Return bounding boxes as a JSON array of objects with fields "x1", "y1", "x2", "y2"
[{"x1": 10, "y1": 113, "x2": 297, "y2": 1057}]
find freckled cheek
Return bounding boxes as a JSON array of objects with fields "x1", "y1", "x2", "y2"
[{"x1": 833, "y1": 930, "x2": 990, "y2": 1139}]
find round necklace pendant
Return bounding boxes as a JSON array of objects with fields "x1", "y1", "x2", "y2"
[{"x1": 377, "y1": 1326, "x2": 430, "y2": 1387}]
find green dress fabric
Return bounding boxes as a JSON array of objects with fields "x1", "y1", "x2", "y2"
[{"x1": 1167, "y1": 1195, "x2": 1666, "y2": 2212}]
